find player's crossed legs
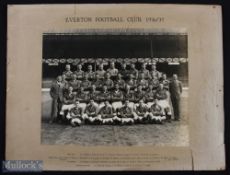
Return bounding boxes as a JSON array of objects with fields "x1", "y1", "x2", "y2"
[{"x1": 59, "y1": 101, "x2": 167, "y2": 127}]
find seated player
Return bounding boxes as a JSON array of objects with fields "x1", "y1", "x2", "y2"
[
  {"x1": 98, "y1": 85, "x2": 111, "y2": 107},
  {"x1": 93, "y1": 73, "x2": 103, "y2": 90},
  {"x1": 148, "y1": 74, "x2": 160, "y2": 90},
  {"x1": 111, "y1": 84, "x2": 123, "y2": 110},
  {"x1": 76, "y1": 86, "x2": 89, "y2": 107},
  {"x1": 66, "y1": 101, "x2": 84, "y2": 127},
  {"x1": 98, "y1": 101, "x2": 116, "y2": 124},
  {"x1": 144, "y1": 84, "x2": 155, "y2": 106},
  {"x1": 155, "y1": 83, "x2": 167, "y2": 100},
  {"x1": 69, "y1": 74, "x2": 81, "y2": 92},
  {"x1": 89, "y1": 85, "x2": 99, "y2": 104},
  {"x1": 123, "y1": 84, "x2": 135, "y2": 105},
  {"x1": 155, "y1": 83, "x2": 172, "y2": 119},
  {"x1": 116, "y1": 100, "x2": 135, "y2": 125},
  {"x1": 96, "y1": 64, "x2": 106, "y2": 79},
  {"x1": 160, "y1": 73, "x2": 170, "y2": 90},
  {"x1": 84, "y1": 99, "x2": 100, "y2": 124},
  {"x1": 115, "y1": 73, "x2": 126, "y2": 89},
  {"x1": 85, "y1": 65, "x2": 95, "y2": 81},
  {"x1": 81, "y1": 75, "x2": 91, "y2": 91},
  {"x1": 137, "y1": 73, "x2": 149, "y2": 90},
  {"x1": 107, "y1": 61, "x2": 118, "y2": 78},
  {"x1": 149, "y1": 64, "x2": 162, "y2": 80},
  {"x1": 62, "y1": 64, "x2": 73, "y2": 81},
  {"x1": 103, "y1": 73, "x2": 114, "y2": 90},
  {"x1": 133, "y1": 99, "x2": 149, "y2": 123},
  {"x1": 148, "y1": 98, "x2": 166, "y2": 124},
  {"x1": 61, "y1": 74, "x2": 70, "y2": 95},
  {"x1": 138, "y1": 63, "x2": 149, "y2": 79},
  {"x1": 74, "y1": 64, "x2": 84, "y2": 80},
  {"x1": 126, "y1": 74, "x2": 137, "y2": 90},
  {"x1": 60, "y1": 86, "x2": 76, "y2": 116},
  {"x1": 134, "y1": 85, "x2": 145, "y2": 103},
  {"x1": 128, "y1": 63, "x2": 138, "y2": 80}
]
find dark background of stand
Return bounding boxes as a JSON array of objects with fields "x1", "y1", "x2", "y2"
[{"x1": 42, "y1": 34, "x2": 188, "y2": 83}]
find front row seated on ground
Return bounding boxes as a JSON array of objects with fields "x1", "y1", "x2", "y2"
[{"x1": 64, "y1": 99, "x2": 167, "y2": 127}]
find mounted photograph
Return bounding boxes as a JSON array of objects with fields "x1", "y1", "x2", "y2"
[{"x1": 41, "y1": 29, "x2": 189, "y2": 146}]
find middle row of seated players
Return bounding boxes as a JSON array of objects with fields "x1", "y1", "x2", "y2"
[
  {"x1": 59, "y1": 83, "x2": 172, "y2": 124},
  {"x1": 65, "y1": 99, "x2": 166, "y2": 127}
]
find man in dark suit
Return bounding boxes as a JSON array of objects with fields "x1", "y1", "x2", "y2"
[
  {"x1": 169, "y1": 74, "x2": 183, "y2": 121},
  {"x1": 49, "y1": 76, "x2": 64, "y2": 123}
]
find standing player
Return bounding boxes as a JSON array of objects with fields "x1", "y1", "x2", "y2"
[
  {"x1": 107, "y1": 62, "x2": 118, "y2": 78},
  {"x1": 62, "y1": 64, "x2": 73, "y2": 81},
  {"x1": 119, "y1": 63, "x2": 128, "y2": 79},
  {"x1": 96, "y1": 64, "x2": 106, "y2": 79},
  {"x1": 149, "y1": 64, "x2": 162, "y2": 79},
  {"x1": 138, "y1": 63, "x2": 149, "y2": 79},
  {"x1": 133, "y1": 99, "x2": 149, "y2": 123},
  {"x1": 128, "y1": 63, "x2": 138, "y2": 79},
  {"x1": 74, "y1": 64, "x2": 84, "y2": 80},
  {"x1": 66, "y1": 101, "x2": 84, "y2": 127},
  {"x1": 85, "y1": 65, "x2": 95, "y2": 81}
]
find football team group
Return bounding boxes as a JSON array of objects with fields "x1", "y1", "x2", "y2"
[{"x1": 49, "y1": 62, "x2": 183, "y2": 127}]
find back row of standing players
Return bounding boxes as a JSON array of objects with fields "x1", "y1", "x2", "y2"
[
  {"x1": 50, "y1": 62, "x2": 183, "y2": 125},
  {"x1": 61, "y1": 62, "x2": 170, "y2": 91}
]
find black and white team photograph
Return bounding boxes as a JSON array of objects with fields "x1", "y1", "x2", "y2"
[{"x1": 41, "y1": 29, "x2": 189, "y2": 146}]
